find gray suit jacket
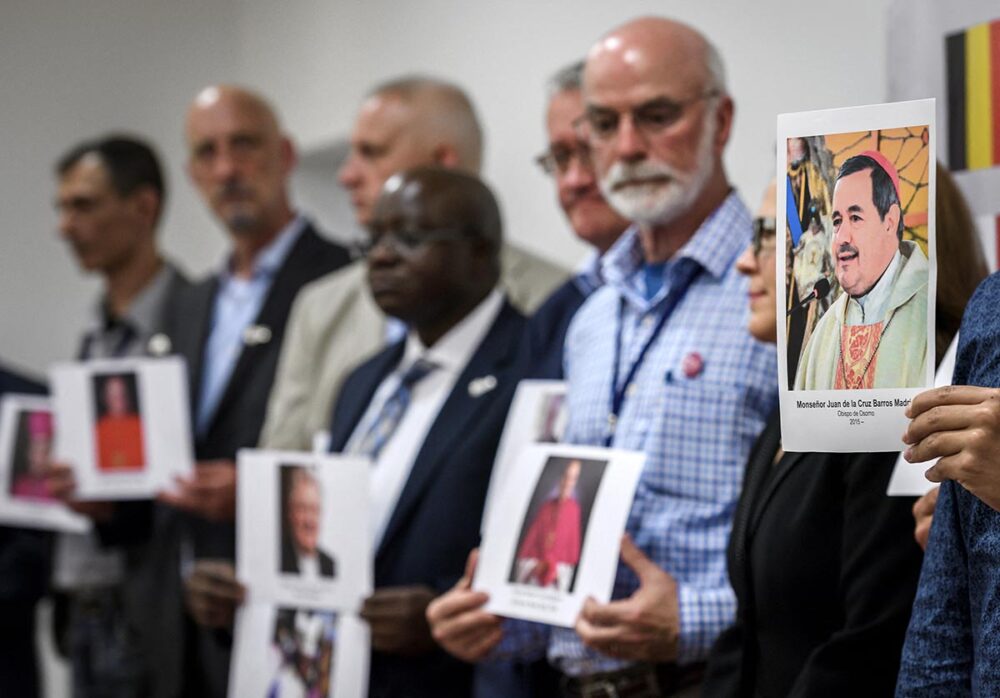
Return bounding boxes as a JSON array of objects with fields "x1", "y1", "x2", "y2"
[{"x1": 260, "y1": 242, "x2": 567, "y2": 450}]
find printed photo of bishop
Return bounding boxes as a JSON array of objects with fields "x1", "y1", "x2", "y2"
[
  {"x1": 787, "y1": 128, "x2": 931, "y2": 391},
  {"x1": 509, "y1": 456, "x2": 607, "y2": 594}
]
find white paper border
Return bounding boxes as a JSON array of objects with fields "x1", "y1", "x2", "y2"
[
  {"x1": 51, "y1": 356, "x2": 194, "y2": 499},
  {"x1": 776, "y1": 98, "x2": 937, "y2": 452},
  {"x1": 228, "y1": 602, "x2": 369, "y2": 698},
  {"x1": 237, "y1": 449, "x2": 372, "y2": 612},
  {"x1": 0, "y1": 394, "x2": 90, "y2": 533},
  {"x1": 474, "y1": 443, "x2": 644, "y2": 628},
  {"x1": 481, "y1": 379, "x2": 567, "y2": 533}
]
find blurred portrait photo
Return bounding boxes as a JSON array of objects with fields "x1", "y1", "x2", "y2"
[
  {"x1": 534, "y1": 392, "x2": 567, "y2": 444},
  {"x1": 509, "y1": 456, "x2": 607, "y2": 593},
  {"x1": 268, "y1": 607, "x2": 337, "y2": 698},
  {"x1": 8, "y1": 409, "x2": 54, "y2": 502},
  {"x1": 91, "y1": 372, "x2": 145, "y2": 472},
  {"x1": 279, "y1": 465, "x2": 337, "y2": 579}
]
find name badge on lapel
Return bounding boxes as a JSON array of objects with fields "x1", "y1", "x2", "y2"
[
  {"x1": 146, "y1": 333, "x2": 172, "y2": 356},
  {"x1": 243, "y1": 324, "x2": 272, "y2": 347},
  {"x1": 468, "y1": 374, "x2": 497, "y2": 398}
]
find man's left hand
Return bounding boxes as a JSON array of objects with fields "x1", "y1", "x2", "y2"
[
  {"x1": 158, "y1": 460, "x2": 236, "y2": 522},
  {"x1": 361, "y1": 586, "x2": 438, "y2": 655},
  {"x1": 904, "y1": 385, "x2": 1000, "y2": 512},
  {"x1": 575, "y1": 536, "x2": 680, "y2": 662}
]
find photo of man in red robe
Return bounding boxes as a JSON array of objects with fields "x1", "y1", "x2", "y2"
[
  {"x1": 513, "y1": 459, "x2": 584, "y2": 592},
  {"x1": 93, "y1": 373, "x2": 145, "y2": 472}
]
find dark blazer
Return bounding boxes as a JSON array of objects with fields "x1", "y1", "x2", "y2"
[
  {"x1": 702, "y1": 413, "x2": 923, "y2": 698},
  {"x1": 128, "y1": 223, "x2": 350, "y2": 698},
  {"x1": 280, "y1": 536, "x2": 336, "y2": 578},
  {"x1": 328, "y1": 299, "x2": 526, "y2": 698},
  {"x1": 0, "y1": 364, "x2": 48, "y2": 698},
  {"x1": 521, "y1": 277, "x2": 588, "y2": 380}
]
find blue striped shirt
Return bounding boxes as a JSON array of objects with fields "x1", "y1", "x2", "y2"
[{"x1": 498, "y1": 191, "x2": 778, "y2": 674}]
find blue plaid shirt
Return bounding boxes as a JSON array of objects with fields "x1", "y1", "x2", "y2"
[{"x1": 497, "y1": 191, "x2": 778, "y2": 674}]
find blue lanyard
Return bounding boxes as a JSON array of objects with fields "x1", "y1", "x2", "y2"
[{"x1": 605, "y1": 259, "x2": 702, "y2": 447}]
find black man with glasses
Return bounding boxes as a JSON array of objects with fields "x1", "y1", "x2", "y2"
[
  {"x1": 258, "y1": 76, "x2": 566, "y2": 455},
  {"x1": 324, "y1": 167, "x2": 527, "y2": 698}
]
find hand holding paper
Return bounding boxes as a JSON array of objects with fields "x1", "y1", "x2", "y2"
[
  {"x1": 361, "y1": 585, "x2": 437, "y2": 655},
  {"x1": 575, "y1": 536, "x2": 679, "y2": 662},
  {"x1": 45, "y1": 460, "x2": 114, "y2": 522},
  {"x1": 427, "y1": 550, "x2": 503, "y2": 662},
  {"x1": 903, "y1": 385, "x2": 1000, "y2": 512},
  {"x1": 159, "y1": 459, "x2": 236, "y2": 522},
  {"x1": 185, "y1": 559, "x2": 245, "y2": 629}
]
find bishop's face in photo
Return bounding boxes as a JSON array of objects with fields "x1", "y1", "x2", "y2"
[{"x1": 831, "y1": 167, "x2": 901, "y2": 298}]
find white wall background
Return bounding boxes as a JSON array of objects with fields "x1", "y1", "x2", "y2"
[
  {"x1": 0, "y1": 4, "x2": 894, "y2": 694},
  {"x1": 1, "y1": 0, "x2": 894, "y2": 380}
]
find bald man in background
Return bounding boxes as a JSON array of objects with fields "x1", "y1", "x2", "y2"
[
  {"x1": 102, "y1": 85, "x2": 350, "y2": 698},
  {"x1": 260, "y1": 76, "x2": 567, "y2": 452}
]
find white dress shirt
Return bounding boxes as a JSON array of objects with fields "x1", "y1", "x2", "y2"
[
  {"x1": 346, "y1": 289, "x2": 504, "y2": 546},
  {"x1": 297, "y1": 552, "x2": 319, "y2": 579}
]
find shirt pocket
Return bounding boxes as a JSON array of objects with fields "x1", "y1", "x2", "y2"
[{"x1": 639, "y1": 379, "x2": 747, "y2": 505}]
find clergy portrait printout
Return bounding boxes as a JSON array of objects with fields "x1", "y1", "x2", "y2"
[
  {"x1": 228, "y1": 602, "x2": 369, "y2": 698},
  {"x1": 475, "y1": 443, "x2": 644, "y2": 628},
  {"x1": 481, "y1": 380, "x2": 568, "y2": 533},
  {"x1": 237, "y1": 450, "x2": 371, "y2": 612},
  {"x1": 777, "y1": 99, "x2": 936, "y2": 452},
  {"x1": 51, "y1": 356, "x2": 194, "y2": 498},
  {"x1": 0, "y1": 394, "x2": 89, "y2": 533}
]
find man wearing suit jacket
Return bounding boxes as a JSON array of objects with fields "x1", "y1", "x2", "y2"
[
  {"x1": 44, "y1": 134, "x2": 193, "y2": 698},
  {"x1": 260, "y1": 76, "x2": 567, "y2": 453},
  {"x1": 521, "y1": 61, "x2": 629, "y2": 382},
  {"x1": 327, "y1": 166, "x2": 527, "y2": 698},
  {"x1": 115, "y1": 85, "x2": 351, "y2": 698}
]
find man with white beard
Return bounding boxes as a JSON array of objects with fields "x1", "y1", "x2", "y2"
[{"x1": 426, "y1": 17, "x2": 777, "y2": 697}]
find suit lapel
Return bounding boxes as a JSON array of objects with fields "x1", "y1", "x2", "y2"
[
  {"x1": 376, "y1": 302, "x2": 522, "y2": 559},
  {"x1": 173, "y1": 278, "x2": 217, "y2": 416},
  {"x1": 747, "y1": 447, "x2": 807, "y2": 537},
  {"x1": 207, "y1": 225, "x2": 323, "y2": 430},
  {"x1": 730, "y1": 413, "x2": 780, "y2": 599}
]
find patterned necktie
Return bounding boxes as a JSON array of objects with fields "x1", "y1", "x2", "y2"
[{"x1": 351, "y1": 358, "x2": 438, "y2": 459}]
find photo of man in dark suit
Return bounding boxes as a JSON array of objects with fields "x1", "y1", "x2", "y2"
[{"x1": 279, "y1": 466, "x2": 336, "y2": 579}]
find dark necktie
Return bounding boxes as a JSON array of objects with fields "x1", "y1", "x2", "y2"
[{"x1": 350, "y1": 358, "x2": 437, "y2": 459}]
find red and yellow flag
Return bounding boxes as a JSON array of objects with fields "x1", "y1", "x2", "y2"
[{"x1": 946, "y1": 19, "x2": 1000, "y2": 171}]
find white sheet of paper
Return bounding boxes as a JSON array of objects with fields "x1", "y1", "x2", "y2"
[
  {"x1": 887, "y1": 335, "x2": 959, "y2": 496},
  {"x1": 50, "y1": 356, "x2": 193, "y2": 499},
  {"x1": 0, "y1": 395, "x2": 89, "y2": 533},
  {"x1": 481, "y1": 380, "x2": 568, "y2": 533},
  {"x1": 237, "y1": 449, "x2": 372, "y2": 612},
  {"x1": 228, "y1": 602, "x2": 369, "y2": 698},
  {"x1": 776, "y1": 98, "x2": 937, "y2": 452},
  {"x1": 474, "y1": 443, "x2": 644, "y2": 628}
]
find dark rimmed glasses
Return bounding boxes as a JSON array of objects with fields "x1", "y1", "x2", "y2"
[
  {"x1": 354, "y1": 227, "x2": 469, "y2": 258},
  {"x1": 752, "y1": 217, "x2": 777, "y2": 258},
  {"x1": 535, "y1": 142, "x2": 592, "y2": 176}
]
